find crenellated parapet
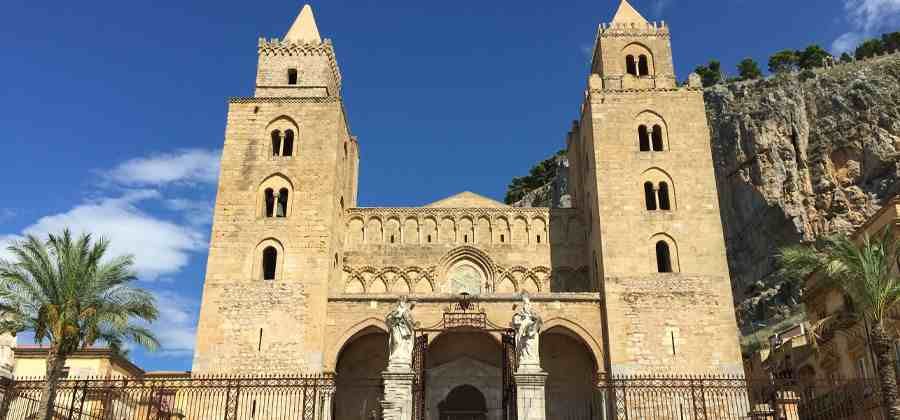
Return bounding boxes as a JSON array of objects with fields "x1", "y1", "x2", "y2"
[
  {"x1": 597, "y1": 21, "x2": 670, "y2": 39},
  {"x1": 255, "y1": 37, "x2": 343, "y2": 98}
]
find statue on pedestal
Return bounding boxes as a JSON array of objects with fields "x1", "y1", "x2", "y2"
[
  {"x1": 386, "y1": 297, "x2": 416, "y2": 370},
  {"x1": 511, "y1": 293, "x2": 542, "y2": 372}
]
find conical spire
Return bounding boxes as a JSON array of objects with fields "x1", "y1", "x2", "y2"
[
  {"x1": 284, "y1": 4, "x2": 321, "y2": 43},
  {"x1": 611, "y1": 0, "x2": 648, "y2": 25}
]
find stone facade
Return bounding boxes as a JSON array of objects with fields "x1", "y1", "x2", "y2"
[{"x1": 193, "y1": 1, "x2": 743, "y2": 418}]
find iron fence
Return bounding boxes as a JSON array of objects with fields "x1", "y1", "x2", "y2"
[
  {"x1": 0, "y1": 374, "x2": 887, "y2": 420},
  {"x1": 0, "y1": 374, "x2": 334, "y2": 420}
]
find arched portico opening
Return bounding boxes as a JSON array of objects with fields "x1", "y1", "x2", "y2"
[
  {"x1": 334, "y1": 327, "x2": 388, "y2": 420},
  {"x1": 439, "y1": 384, "x2": 488, "y2": 420},
  {"x1": 426, "y1": 330, "x2": 503, "y2": 420},
  {"x1": 541, "y1": 327, "x2": 601, "y2": 420}
]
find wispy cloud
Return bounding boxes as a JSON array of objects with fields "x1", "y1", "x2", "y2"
[
  {"x1": 0, "y1": 209, "x2": 16, "y2": 222},
  {"x1": 833, "y1": 0, "x2": 900, "y2": 54},
  {"x1": 652, "y1": 0, "x2": 671, "y2": 17},
  {"x1": 149, "y1": 290, "x2": 199, "y2": 357},
  {"x1": 107, "y1": 149, "x2": 220, "y2": 186},
  {"x1": 1, "y1": 190, "x2": 207, "y2": 280}
]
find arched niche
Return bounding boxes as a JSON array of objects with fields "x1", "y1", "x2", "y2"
[
  {"x1": 249, "y1": 238, "x2": 285, "y2": 281},
  {"x1": 265, "y1": 116, "x2": 300, "y2": 158},
  {"x1": 640, "y1": 167, "x2": 677, "y2": 211},
  {"x1": 332, "y1": 325, "x2": 388, "y2": 420},
  {"x1": 540, "y1": 324, "x2": 603, "y2": 420},
  {"x1": 257, "y1": 173, "x2": 294, "y2": 218},
  {"x1": 622, "y1": 43, "x2": 655, "y2": 77},
  {"x1": 438, "y1": 247, "x2": 496, "y2": 295},
  {"x1": 634, "y1": 110, "x2": 669, "y2": 152},
  {"x1": 650, "y1": 232, "x2": 681, "y2": 273}
]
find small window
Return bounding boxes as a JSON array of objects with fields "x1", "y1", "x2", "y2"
[
  {"x1": 644, "y1": 182, "x2": 657, "y2": 211},
  {"x1": 656, "y1": 241, "x2": 673, "y2": 273},
  {"x1": 271, "y1": 130, "x2": 282, "y2": 157},
  {"x1": 264, "y1": 188, "x2": 276, "y2": 217},
  {"x1": 340, "y1": 197, "x2": 345, "y2": 212},
  {"x1": 651, "y1": 125, "x2": 664, "y2": 151},
  {"x1": 638, "y1": 125, "x2": 650, "y2": 151},
  {"x1": 638, "y1": 55, "x2": 650, "y2": 76},
  {"x1": 464, "y1": 235, "x2": 469, "y2": 243},
  {"x1": 287, "y1": 69, "x2": 298, "y2": 85},
  {"x1": 262, "y1": 247, "x2": 278, "y2": 280},
  {"x1": 344, "y1": 142, "x2": 348, "y2": 159},
  {"x1": 658, "y1": 182, "x2": 671, "y2": 211},
  {"x1": 282, "y1": 130, "x2": 295, "y2": 157},
  {"x1": 334, "y1": 253, "x2": 339, "y2": 268},
  {"x1": 276, "y1": 188, "x2": 289, "y2": 217},
  {"x1": 626, "y1": 55, "x2": 637, "y2": 76},
  {"x1": 427, "y1": 235, "x2": 432, "y2": 243},
  {"x1": 390, "y1": 235, "x2": 395, "y2": 244},
  {"x1": 536, "y1": 235, "x2": 542, "y2": 244},
  {"x1": 500, "y1": 234, "x2": 505, "y2": 243}
]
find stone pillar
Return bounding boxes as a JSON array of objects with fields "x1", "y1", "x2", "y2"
[
  {"x1": 381, "y1": 369, "x2": 415, "y2": 420},
  {"x1": 319, "y1": 387, "x2": 334, "y2": 420},
  {"x1": 514, "y1": 371, "x2": 548, "y2": 420}
]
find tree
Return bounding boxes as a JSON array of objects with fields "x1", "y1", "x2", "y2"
[
  {"x1": 768, "y1": 49, "x2": 800, "y2": 73},
  {"x1": 856, "y1": 38, "x2": 885, "y2": 60},
  {"x1": 693, "y1": 60, "x2": 723, "y2": 87},
  {"x1": 840, "y1": 52, "x2": 853, "y2": 63},
  {"x1": 883, "y1": 32, "x2": 900, "y2": 54},
  {"x1": 0, "y1": 230, "x2": 159, "y2": 420},
  {"x1": 798, "y1": 45, "x2": 832, "y2": 69},
  {"x1": 778, "y1": 227, "x2": 900, "y2": 420},
  {"x1": 736, "y1": 58, "x2": 762, "y2": 80}
]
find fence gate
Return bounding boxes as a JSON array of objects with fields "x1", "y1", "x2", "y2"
[
  {"x1": 412, "y1": 334, "x2": 428, "y2": 420},
  {"x1": 502, "y1": 330, "x2": 517, "y2": 420}
]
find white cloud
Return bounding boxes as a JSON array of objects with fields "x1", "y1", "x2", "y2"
[
  {"x1": 2, "y1": 190, "x2": 206, "y2": 280},
  {"x1": 107, "y1": 149, "x2": 220, "y2": 186},
  {"x1": 148, "y1": 290, "x2": 199, "y2": 357},
  {"x1": 833, "y1": 0, "x2": 900, "y2": 53},
  {"x1": 165, "y1": 198, "x2": 214, "y2": 226},
  {"x1": 652, "y1": 0, "x2": 671, "y2": 17}
]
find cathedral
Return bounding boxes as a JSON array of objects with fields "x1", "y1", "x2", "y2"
[{"x1": 192, "y1": 1, "x2": 743, "y2": 419}]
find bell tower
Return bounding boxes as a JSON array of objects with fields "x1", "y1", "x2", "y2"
[
  {"x1": 567, "y1": 0, "x2": 742, "y2": 374},
  {"x1": 193, "y1": 4, "x2": 359, "y2": 374}
]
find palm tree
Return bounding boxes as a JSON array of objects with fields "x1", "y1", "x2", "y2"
[
  {"x1": 779, "y1": 226, "x2": 900, "y2": 420},
  {"x1": 0, "y1": 230, "x2": 159, "y2": 420}
]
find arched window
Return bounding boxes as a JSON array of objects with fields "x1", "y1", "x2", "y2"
[
  {"x1": 638, "y1": 125, "x2": 651, "y2": 151},
  {"x1": 656, "y1": 241, "x2": 673, "y2": 273},
  {"x1": 262, "y1": 246, "x2": 278, "y2": 280},
  {"x1": 282, "y1": 130, "x2": 295, "y2": 157},
  {"x1": 652, "y1": 125, "x2": 664, "y2": 151},
  {"x1": 277, "y1": 188, "x2": 289, "y2": 217},
  {"x1": 264, "y1": 188, "x2": 276, "y2": 217},
  {"x1": 658, "y1": 182, "x2": 671, "y2": 210},
  {"x1": 638, "y1": 55, "x2": 650, "y2": 76},
  {"x1": 644, "y1": 182, "x2": 657, "y2": 211},
  {"x1": 271, "y1": 130, "x2": 282, "y2": 157},
  {"x1": 626, "y1": 55, "x2": 637, "y2": 76}
]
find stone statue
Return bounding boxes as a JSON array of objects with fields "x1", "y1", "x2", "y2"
[
  {"x1": 386, "y1": 297, "x2": 416, "y2": 370},
  {"x1": 511, "y1": 293, "x2": 542, "y2": 372}
]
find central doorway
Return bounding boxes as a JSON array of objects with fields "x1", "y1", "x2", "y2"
[
  {"x1": 439, "y1": 385, "x2": 488, "y2": 420},
  {"x1": 425, "y1": 331, "x2": 503, "y2": 420}
]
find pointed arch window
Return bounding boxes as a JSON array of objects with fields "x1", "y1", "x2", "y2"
[
  {"x1": 656, "y1": 241, "x2": 673, "y2": 273},
  {"x1": 626, "y1": 55, "x2": 638, "y2": 76},
  {"x1": 638, "y1": 125, "x2": 651, "y2": 151},
  {"x1": 276, "y1": 188, "x2": 289, "y2": 217},
  {"x1": 658, "y1": 182, "x2": 671, "y2": 211},
  {"x1": 652, "y1": 125, "x2": 664, "y2": 151},
  {"x1": 644, "y1": 182, "x2": 657, "y2": 211},
  {"x1": 264, "y1": 188, "x2": 276, "y2": 217},
  {"x1": 271, "y1": 130, "x2": 282, "y2": 157},
  {"x1": 262, "y1": 246, "x2": 278, "y2": 280},
  {"x1": 282, "y1": 130, "x2": 295, "y2": 157},
  {"x1": 638, "y1": 55, "x2": 650, "y2": 76}
]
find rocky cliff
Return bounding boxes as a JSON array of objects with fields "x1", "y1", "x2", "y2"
[
  {"x1": 706, "y1": 53, "x2": 900, "y2": 333},
  {"x1": 508, "y1": 54, "x2": 900, "y2": 334}
]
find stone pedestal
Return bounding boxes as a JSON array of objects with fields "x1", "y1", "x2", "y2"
[
  {"x1": 381, "y1": 369, "x2": 415, "y2": 420},
  {"x1": 514, "y1": 371, "x2": 548, "y2": 420}
]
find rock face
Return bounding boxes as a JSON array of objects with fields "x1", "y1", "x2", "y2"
[
  {"x1": 508, "y1": 54, "x2": 900, "y2": 333},
  {"x1": 705, "y1": 54, "x2": 900, "y2": 331},
  {"x1": 510, "y1": 156, "x2": 571, "y2": 208}
]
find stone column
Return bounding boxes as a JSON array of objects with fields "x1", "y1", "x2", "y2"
[
  {"x1": 319, "y1": 387, "x2": 335, "y2": 420},
  {"x1": 514, "y1": 371, "x2": 548, "y2": 420},
  {"x1": 381, "y1": 368, "x2": 415, "y2": 420}
]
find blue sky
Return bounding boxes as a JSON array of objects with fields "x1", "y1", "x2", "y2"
[{"x1": 0, "y1": 0, "x2": 898, "y2": 372}]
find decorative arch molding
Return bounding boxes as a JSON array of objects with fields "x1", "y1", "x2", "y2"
[
  {"x1": 342, "y1": 265, "x2": 436, "y2": 295},
  {"x1": 622, "y1": 42, "x2": 655, "y2": 77},
  {"x1": 257, "y1": 173, "x2": 295, "y2": 218},
  {"x1": 634, "y1": 110, "x2": 669, "y2": 152},
  {"x1": 248, "y1": 237, "x2": 286, "y2": 281},
  {"x1": 541, "y1": 318, "x2": 605, "y2": 374},
  {"x1": 640, "y1": 167, "x2": 677, "y2": 211},
  {"x1": 437, "y1": 246, "x2": 497, "y2": 293},
  {"x1": 649, "y1": 232, "x2": 681, "y2": 273},
  {"x1": 265, "y1": 116, "x2": 300, "y2": 158},
  {"x1": 326, "y1": 318, "x2": 389, "y2": 370}
]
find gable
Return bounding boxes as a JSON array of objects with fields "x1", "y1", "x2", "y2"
[{"x1": 425, "y1": 191, "x2": 508, "y2": 208}]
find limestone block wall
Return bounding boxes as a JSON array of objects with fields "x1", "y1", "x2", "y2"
[
  {"x1": 604, "y1": 274, "x2": 743, "y2": 374},
  {"x1": 340, "y1": 208, "x2": 592, "y2": 295},
  {"x1": 255, "y1": 40, "x2": 342, "y2": 98},
  {"x1": 592, "y1": 23, "x2": 676, "y2": 90},
  {"x1": 192, "y1": 97, "x2": 352, "y2": 374}
]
